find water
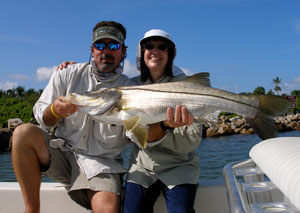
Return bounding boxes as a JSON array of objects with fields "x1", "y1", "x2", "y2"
[{"x1": 1, "y1": 131, "x2": 299, "y2": 184}]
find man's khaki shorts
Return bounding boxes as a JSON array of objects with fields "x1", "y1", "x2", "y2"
[{"x1": 38, "y1": 127, "x2": 122, "y2": 209}]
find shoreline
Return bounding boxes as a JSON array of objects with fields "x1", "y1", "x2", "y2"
[{"x1": 1, "y1": 113, "x2": 300, "y2": 152}]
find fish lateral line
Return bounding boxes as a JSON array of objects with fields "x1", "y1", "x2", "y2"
[{"x1": 119, "y1": 87, "x2": 260, "y2": 110}]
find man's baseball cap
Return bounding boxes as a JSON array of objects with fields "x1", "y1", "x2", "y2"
[{"x1": 92, "y1": 26, "x2": 125, "y2": 44}]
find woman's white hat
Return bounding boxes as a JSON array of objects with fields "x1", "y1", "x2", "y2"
[{"x1": 140, "y1": 29, "x2": 175, "y2": 46}]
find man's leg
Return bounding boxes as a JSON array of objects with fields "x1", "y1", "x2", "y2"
[
  {"x1": 88, "y1": 190, "x2": 120, "y2": 213},
  {"x1": 11, "y1": 123, "x2": 50, "y2": 213}
]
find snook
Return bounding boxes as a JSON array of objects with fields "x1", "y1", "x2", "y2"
[{"x1": 63, "y1": 73, "x2": 291, "y2": 147}]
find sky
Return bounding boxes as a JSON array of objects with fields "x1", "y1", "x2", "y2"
[{"x1": 0, "y1": 0, "x2": 299, "y2": 94}]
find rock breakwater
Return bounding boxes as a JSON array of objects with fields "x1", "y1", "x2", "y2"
[{"x1": 204, "y1": 113, "x2": 300, "y2": 137}]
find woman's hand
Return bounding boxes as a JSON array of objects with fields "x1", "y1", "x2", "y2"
[
  {"x1": 56, "y1": 61, "x2": 77, "y2": 71},
  {"x1": 163, "y1": 105, "x2": 194, "y2": 128}
]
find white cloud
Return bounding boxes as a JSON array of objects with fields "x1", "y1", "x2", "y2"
[
  {"x1": 0, "y1": 81, "x2": 18, "y2": 90},
  {"x1": 9, "y1": 74, "x2": 28, "y2": 81},
  {"x1": 177, "y1": 66, "x2": 194, "y2": 76},
  {"x1": 35, "y1": 66, "x2": 56, "y2": 82},
  {"x1": 281, "y1": 76, "x2": 300, "y2": 94},
  {"x1": 123, "y1": 59, "x2": 139, "y2": 78}
]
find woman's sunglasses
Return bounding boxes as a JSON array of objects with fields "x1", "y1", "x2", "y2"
[
  {"x1": 143, "y1": 43, "x2": 169, "y2": 51},
  {"x1": 93, "y1": 42, "x2": 121, "y2": 51}
]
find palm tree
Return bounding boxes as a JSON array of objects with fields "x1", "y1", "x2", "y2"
[{"x1": 272, "y1": 76, "x2": 282, "y2": 95}]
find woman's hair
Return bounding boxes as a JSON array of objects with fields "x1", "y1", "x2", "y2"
[{"x1": 140, "y1": 37, "x2": 175, "y2": 82}]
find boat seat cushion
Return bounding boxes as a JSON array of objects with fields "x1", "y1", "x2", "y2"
[{"x1": 249, "y1": 137, "x2": 300, "y2": 210}]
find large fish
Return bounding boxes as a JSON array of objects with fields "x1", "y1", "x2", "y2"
[{"x1": 63, "y1": 73, "x2": 291, "y2": 147}]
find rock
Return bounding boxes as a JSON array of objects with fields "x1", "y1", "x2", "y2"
[
  {"x1": 0, "y1": 128, "x2": 12, "y2": 152},
  {"x1": 274, "y1": 117, "x2": 283, "y2": 124},
  {"x1": 230, "y1": 123, "x2": 236, "y2": 130},
  {"x1": 8, "y1": 118, "x2": 23, "y2": 130},
  {"x1": 240, "y1": 128, "x2": 254, "y2": 135},
  {"x1": 234, "y1": 127, "x2": 242, "y2": 133},
  {"x1": 287, "y1": 121, "x2": 300, "y2": 130},
  {"x1": 286, "y1": 114, "x2": 293, "y2": 123},
  {"x1": 203, "y1": 113, "x2": 300, "y2": 138},
  {"x1": 219, "y1": 115, "x2": 229, "y2": 123},
  {"x1": 234, "y1": 118, "x2": 246, "y2": 128},
  {"x1": 218, "y1": 123, "x2": 233, "y2": 135},
  {"x1": 206, "y1": 127, "x2": 218, "y2": 137}
]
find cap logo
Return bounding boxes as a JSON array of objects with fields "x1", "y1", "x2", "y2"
[{"x1": 93, "y1": 26, "x2": 125, "y2": 44}]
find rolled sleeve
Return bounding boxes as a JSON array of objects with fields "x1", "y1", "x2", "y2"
[
  {"x1": 159, "y1": 121, "x2": 203, "y2": 153},
  {"x1": 33, "y1": 67, "x2": 69, "y2": 129}
]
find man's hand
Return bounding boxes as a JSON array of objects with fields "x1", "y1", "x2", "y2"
[
  {"x1": 52, "y1": 96, "x2": 78, "y2": 118},
  {"x1": 56, "y1": 61, "x2": 77, "y2": 71},
  {"x1": 44, "y1": 96, "x2": 78, "y2": 126}
]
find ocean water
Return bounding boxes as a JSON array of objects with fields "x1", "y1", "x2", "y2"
[{"x1": 1, "y1": 131, "x2": 299, "y2": 184}]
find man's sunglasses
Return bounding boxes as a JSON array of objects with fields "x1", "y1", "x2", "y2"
[
  {"x1": 93, "y1": 42, "x2": 121, "y2": 51},
  {"x1": 143, "y1": 43, "x2": 169, "y2": 51}
]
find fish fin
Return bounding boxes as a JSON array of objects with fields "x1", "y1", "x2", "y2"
[
  {"x1": 122, "y1": 117, "x2": 148, "y2": 148},
  {"x1": 248, "y1": 95, "x2": 291, "y2": 140},
  {"x1": 183, "y1": 72, "x2": 211, "y2": 87},
  {"x1": 123, "y1": 116, "x2": 141, "y2": 131},
  {"x1": 247, "y1": 111, "x2": 278, "y2": 140},
  {"x1": 131, "y1": 126, "x2": 148, "y2": 148}
]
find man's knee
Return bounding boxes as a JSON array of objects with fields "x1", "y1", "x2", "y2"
[
  {"x1": 12, "y1": 123, "x2": 42, "y2": 148},
  {"x1": 89, "y1": 190, "x2": 120, "y2": 213}
]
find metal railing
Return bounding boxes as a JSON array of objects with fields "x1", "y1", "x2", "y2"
[{"x1": 223, "y1": 159, "x2": 300, "y2": 213}]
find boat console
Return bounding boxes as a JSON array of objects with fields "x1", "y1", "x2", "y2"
[{"x1": 223, "y1": 137, "x2": 300, "y2": 213}]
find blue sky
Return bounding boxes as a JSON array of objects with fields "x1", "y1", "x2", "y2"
[{"x1": 0, "y1": 0, "x2": 299, "y2": 94}]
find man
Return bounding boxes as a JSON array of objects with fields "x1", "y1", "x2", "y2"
[{"x1": 11, "y1": 21, "x2": 134, "y2": 213}]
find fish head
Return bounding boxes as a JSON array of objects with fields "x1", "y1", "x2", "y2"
[{"x1": 63, "y1": 88, "x2": 121, "y2": 116}]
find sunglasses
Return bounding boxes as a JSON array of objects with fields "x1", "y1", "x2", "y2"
[
  {"x1": 93, "y1": 42, "x2": 121, "y2": 51},
  {"x1": 143, "y1": 43, "x2": 169, "y2": 51}
]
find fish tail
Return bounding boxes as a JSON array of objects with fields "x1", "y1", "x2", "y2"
[
  {"x1": 256, "y1": 95, "x2": 292, "y2": 116},
  {"x1": 247, "y1": 95, "x2": 292, "y2": 140}
]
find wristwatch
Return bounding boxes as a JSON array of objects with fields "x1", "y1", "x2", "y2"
[{"x1": 160, "y1": 121, "x2": 175, "y2": 132}]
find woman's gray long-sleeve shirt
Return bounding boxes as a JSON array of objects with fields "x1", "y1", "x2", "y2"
[{"x1": 127, "y1": 73, "x2": 203, "y2": 189}]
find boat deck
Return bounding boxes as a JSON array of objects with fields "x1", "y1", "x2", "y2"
[{"x1": 0, "y1": 182, "x2": 229, "y2": 213}]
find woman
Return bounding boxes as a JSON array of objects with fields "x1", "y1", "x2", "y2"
[{"x1": 122, "y1": 29, "x2": 203, "y2": 213}]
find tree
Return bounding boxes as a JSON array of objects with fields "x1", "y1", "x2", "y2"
[
  {"x1": 0, "y1": 86, "x2": 41, "y2": 127},
  {"x1": 272, "y1": 76, "x2": 282, "y2": 95},
  {"x1": 291, "y1": 90, "x2": 300, "y2": 97},
  {"x1": 0, "y1": 89, "x2": 4, "y2": 98},
  {"x1": 25, "y1": 88, "x2": 35, "y2": 96},
  {"x1": 6, "y1": 89, "x2": 15, "y2": 97},
  {"x1": 267, "y1": 89, "x2": 274, "y2": 95},
  {"x1": 253, "y1": 86, "x2": 266, "y2": 95},
  {"x1": 16, "y1": 86, "x2": 25, "y2": 97}
]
